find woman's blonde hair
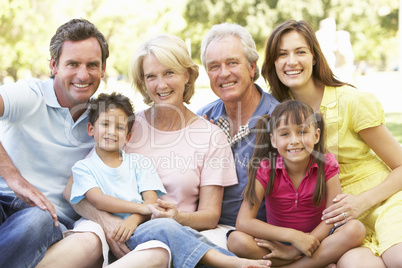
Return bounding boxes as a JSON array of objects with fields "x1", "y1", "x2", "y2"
[{"x1": 131, "y1": 34, "x2": 199, "y2": 105}]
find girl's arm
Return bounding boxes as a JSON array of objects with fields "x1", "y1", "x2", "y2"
[
  {"x1": 236, "y1": 180, "x2": 320, "y2": 257},
  {"x1": 85, "y1": 187, "x2": 151, "y2": 215},
  {"x1": 322, "y1": 125, "x2": 402, "y2": 225},
  {"x1": 310, "y1": 174, "x2": 342, "y2": 240},
  {"x1": 149, "y1": 185, "x2": 223, "y2": 231}
]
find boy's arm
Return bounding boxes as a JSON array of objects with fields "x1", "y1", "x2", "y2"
[
  {"x1": 112, "y1": 190, "x2": 159, "y2": 242},
  {"x1": 85, "y1": 187, "x2": 151, "y2": 215},
  {"x1": 63, "y1": 176, "x2": 134, "y2": 258},
  {"x1": 141, "y1": 190, "x2": 159, "y2": 205}
]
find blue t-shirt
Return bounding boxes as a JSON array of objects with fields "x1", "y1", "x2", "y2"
[
  {"x1": 197, "y1": 84, "x2": 278, "y2": 226},
  {"x1": 71, "y1": 150, "x2": 166, "y2": 219}
]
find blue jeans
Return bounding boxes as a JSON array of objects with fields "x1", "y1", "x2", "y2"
[
  {"x1": 126, "y1": 218, "x2": 235, "y2": 268},
  {"x1": 0, "y1": 195, "x2": 65, "y2": 268}
]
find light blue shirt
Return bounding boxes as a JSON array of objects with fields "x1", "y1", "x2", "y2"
[
  {"x1": 0, "y1": 78, "x2": 94, "y2": 223},
  {"x1": 71, "y1": 151, "x2": 166, "y2": 219},
  {"x1": 197, "y1": 84, "x2": 279, "y2": 226}
]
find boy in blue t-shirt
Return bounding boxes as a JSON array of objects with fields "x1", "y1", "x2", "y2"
[{"x1": 70, "y1": 92, "x2": 166, "y2": 245}]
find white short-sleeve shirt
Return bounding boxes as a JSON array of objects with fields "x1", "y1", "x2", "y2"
[{"x1": 0, "y1": 78, "x2": 94, "y2": 222}]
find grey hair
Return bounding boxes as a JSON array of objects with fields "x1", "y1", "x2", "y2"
[{"x1": 200, "y1": 23, "x2": 259, "y2": 81}]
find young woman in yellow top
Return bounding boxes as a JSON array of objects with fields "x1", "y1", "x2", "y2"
[{"x1": 261, "y1": 19, "x2": 402, "y2": 268}]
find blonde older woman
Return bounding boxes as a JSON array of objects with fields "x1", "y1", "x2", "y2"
[{"x1": 108, "y1": 34, "x2": 271, "y2": 268}]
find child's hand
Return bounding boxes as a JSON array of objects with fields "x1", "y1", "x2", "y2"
[
  {"x1": 112, "y1": 217, "x2": 138, "y2": 243},
  {"x1": 148, "y1": 199, "x2": 178, "y2": 220},
  {"x1": 291, "y1": 232, "x2": 320, "y2": 257},
  {"x1": 255, "y1": 239, "x2": 302, "y2": 261},
  {"x1": 138, "y1": 203, "x2": 152, "y2": 215}
]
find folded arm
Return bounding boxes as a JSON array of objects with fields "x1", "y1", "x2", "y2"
[{"x1": 236, "y1": 181, "x2": 320, "y2": 257}]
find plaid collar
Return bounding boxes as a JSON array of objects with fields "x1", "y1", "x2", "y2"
[{"x1": 217, "y1": 116, "x2": 250, "y2": 145}]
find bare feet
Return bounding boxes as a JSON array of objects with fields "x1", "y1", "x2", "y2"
[{"x1": 240, "y1": 259, "x2": 271, "y2": 268}]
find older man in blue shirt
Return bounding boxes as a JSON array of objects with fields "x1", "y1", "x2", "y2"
[{"x1": 197, "y1": 23, "x2": 278, "y2": 250}]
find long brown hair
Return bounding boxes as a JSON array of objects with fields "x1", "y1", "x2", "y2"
[
  {"x1": 244, "y1": 100, "x2": 326, "y2": 207},
  {"x1": 261, "y1": 20, "x2": 354, "y2": 102}
]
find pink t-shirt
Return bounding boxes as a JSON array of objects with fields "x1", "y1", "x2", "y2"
[
  {"x1": 125, "y1": 110, "x2": 238, "y2": 213},
  {"x1": 256, "y1": 154, "x2": 339, "y2": 233}
]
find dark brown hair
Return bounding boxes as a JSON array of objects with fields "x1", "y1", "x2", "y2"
[
  {"x1": 50, "y1": 18, "x2": 109, "y2": 77},
  {"x1": 261, "y1": 19, "x2": 354, "y2": 102},
  {"x1": 88, "y1": 92, "x2": 134, "y2": 134},
  {"x1": 245, "y1": 100, "x2": 326, "y2": 207}
]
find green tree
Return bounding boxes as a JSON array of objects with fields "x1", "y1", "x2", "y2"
[
  {"x1": 183, "y1": 0, "x2": 399, "y2": 69},
  {"x1": 0, "y1": 0, "x2": 54, "y2": 83}
]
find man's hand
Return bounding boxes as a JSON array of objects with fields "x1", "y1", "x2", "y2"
[
  {"x1": 202, "y1": 114, "x2": 215, "y2": 124},
  {"x1": 6, "y1": 173, "x2": 58, "y2": 226},
  {"x1": 0, "y1": 142, "x2": 58, "y2": 225},
  {"x1": 112, "y1": 216, "x2": 139, "y2": 243},
  {"x1": 100, "y1": 213, "x2": 131, "y2": 258}
]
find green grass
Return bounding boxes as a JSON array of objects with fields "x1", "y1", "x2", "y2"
[{"x1": 385, "y1": 113, "x2": 402, "y2": 145}]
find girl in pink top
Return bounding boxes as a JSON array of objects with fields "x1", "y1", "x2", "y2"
[{"x1": 227, "y1": 100, "x2": 366, "y2": 267}]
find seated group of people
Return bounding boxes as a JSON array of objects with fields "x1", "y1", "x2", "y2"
[{"x1": 1, "y1": 18, "x2": 402, "y2": 268}]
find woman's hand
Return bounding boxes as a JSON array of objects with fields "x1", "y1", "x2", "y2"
[
  {"x1": 321, "y1": 193, "x2": 366, "y2": 226},
  {"x1": 148, "y1": 199, "x2": 180, "y2": 221}
]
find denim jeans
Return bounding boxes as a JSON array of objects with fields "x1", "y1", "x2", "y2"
[
  {"x1": 126, "y1": 218, "x2": 235, "y2": 268},
  {"x1": 0, "y1": 195, "x2": 64, "y2": 268}
]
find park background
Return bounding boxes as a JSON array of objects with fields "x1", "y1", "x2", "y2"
[{"x1": 1, "y1": 0, "x2": 401, "y2": 143}]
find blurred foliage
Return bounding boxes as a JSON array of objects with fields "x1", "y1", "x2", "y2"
[
  {"x1": 183, "y1": 0, "x2": 399, "y2": 69},
  {"x1": 385, "y1": 113, "x2": 402, "y2": 144},
  {"x1": 0, "y1": 0, "x2": 52, "y2": 81},
  {"x1": 0, "y1": 0, "x2": 399, "y2": 83}
]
